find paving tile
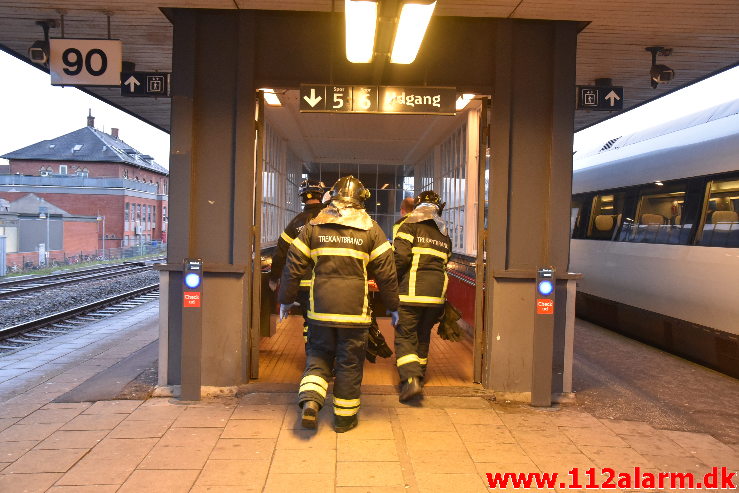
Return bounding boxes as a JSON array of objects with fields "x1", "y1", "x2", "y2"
[
  {"x1": 0, "y1": 472, "x2": 63, "y2": 493},
  {"x1": 270, "y1": 448, "x2": 336, "y2": 473},
  {"x1": 337, "y1": 438, "x2": 399, "y2": 461},
  {"x1": 335, "y1": 419, "x2": 394, "y2": 440},
  {"x1": 221, "y1": 419, "x2": 281, "y2": 439},
  {"x1": 4, "y1": 448, "x2": 88, "y2": 473},
  {"x1": 465, "y1": 441, "x2": 530, "y2": 464},
  {"x1": 410, "y1": 449, "x2": 477, "y2": 474},
  {"x1": 336, "y1": 461, "x2": 404, "y2": 487},
  {"x1": 276, "y1": 426, "x2": 337, "y2": 450},
  {"x1": 398, "y1": 413, "x2": 456, "y2": 432},
  {"x1": 548, "y1": 411, "x2": 605, "y2": 428},
  {"x1": 47, "y1": 486, "x2": 119, "y2": 492},
  {"x1": 446, "y1": 408, "x2": 504, "y2": 425},
  {"x1": 659, "y1": 430, "x2": 739, "y2": 467},
  {"x1": 598, "y1": 418, "x2": 657, "y2": 436},
  {"x1": 404, "y1": 431, "x2": 466, "y2": 454},
  {"x1": 335, "y1": 488, "x2": 409, "y2": 493},
  {"x1": 172, "y1": 405, "x2": 235, "y2": 428},
  {"x1": 83, "y1": 400, "x2": 142, "y2": 415},
  {"x1": 36, "y1": 430, "x2": 108, "y2": 450},
  {"x1": 190, "y1": 486, "x2": 247, "y2": 492},
  {"x1": 560, "y1": 426, "x2": 629, "y2": 447},
  {"x1": 619, "y1": 434, "x2": 693, "y2": 457},
  {"x1": 232, "y1": 404, "x2": 288, "y2": 421},
  {"x1": 415, "y1": 472, "x2": 490, "y2": 493},
  {"x1": 639, "y1": 454, "x2": 712, "y2": 475},
  {"x1": 209, "y1": 438, "x2": 277, "y2": 460},
  {"x1": 578, "y1": 445, "x2": 656, "y2": 470},
  {"x1": 456, "y1": 424, "x2": 516, "y2": 444},
  {"x1": 519, "y1": 442, "x2": 582, "y2": 457},
  {"x1": 41, "y1": 403, "x2": 92, "y2": 411},
  {"x1": 263, "y1": 473, "x2": 335, "y2": 493},
  {"x1": 0, "y1": 462, "x2": 9, "y2": 472},
  {"x1": 194, "y1": 459, "x2": 270, "y2": 488},
  {"x1": 125, "y1": 400, "x2": 186, "y2": 422},
  {"x1": 55, "y1": 438, "x2": 157, "y2": 485},
  {"x1": 497, "y1": 412, "x2": 555, "y2": 431},
  {"x1": 18, "y1": 407, "x2": 86, "y2": 425},
  {"x1": 117, "y1": 469, "x2": 200, "y2": 492},
  {"x1": 394, "y1": 407, "x2": 448, "y2": 417},
  {"x1": 0, "y1": 418, "x2": 19, "y2": 432},
  {"x1": 108, "y1": 419, "x2": 172, "y2": 439},
  {"x1": 139, "y1": 427, "x2": 222, "y2": 469},
  {"x1": 0, "y1": 440, "x2": 38, "y2": 462},
  {"x1": 60, "y1": 413, "x2": 127, "y2": 431},
  {"x1": 0, "y1": 423, "x2": 62, "y2": 442}
]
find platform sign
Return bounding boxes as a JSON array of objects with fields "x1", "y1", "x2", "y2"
[
  {"x1": 577, "y1": 86, "x2": 623, "y2": 111},
  {"x1": 121, "y1": 72, "x2": 171, "y2": 97},
  {"x1": 49, "y1": 38, "x2": 122, "y2": 86},
  {"x1": 300, "y1": 84, "x2": 456, "y2": 115},
  {"x1": 379, "y1": 87, "x2": 456, "y2": 115}
]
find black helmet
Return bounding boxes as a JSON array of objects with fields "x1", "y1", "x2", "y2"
[
  {"x1": 415, "y1": 190, "x2": 445, "y2": 213},
  {"x1": 329, "y1": 175, "x2": 371, "y2": 206},
  {"x1": 299, "y1": 179, "x2": 326, "y2": 202}
]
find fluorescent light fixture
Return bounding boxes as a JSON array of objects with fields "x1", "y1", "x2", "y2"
[
  {"x1": 455, "y1": 93, "x2": 475, "y2": 110},
  {"x1": 380, "y1": 183, "x2": 389, "y2": 190},
  {"x1": 390, "y1": 1, "x2": 436, "y2": 64},
  {"x1": 345, "y1": 0, "x2": 378, "y2": 63},
  {"x1": 655, "y1": 180, "x2": 664, "y2": 186},
  {"x1": 259, "y1": 88, "x2": 281, "y2": 106}
]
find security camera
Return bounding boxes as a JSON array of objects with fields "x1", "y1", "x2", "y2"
[
  {"x1": 650, "y1": 64, "x2": 675, "y2": 84},
  {"x1": 28, "y1": 40, "x2": 49, "y2": 65}
]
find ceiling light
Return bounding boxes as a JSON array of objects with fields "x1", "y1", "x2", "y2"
[
  {"x1": 655, "y1": 180, "x2": 664, "y2": 186},
  {"x1": 455, "y1": 93, "x2": 474, "y2": 111},
  {"x1": 260, "y1": 89, "x2": 281, "y2": 106},
  {"x1": 390, "y1": 1, "x2": 436, "y2": 64},
  {"x1": 345, "y1": 0, "x2": 378, "y2": 63},
  {"x1": 380, "y1": 183, "x2": 389, "y2": 190}
]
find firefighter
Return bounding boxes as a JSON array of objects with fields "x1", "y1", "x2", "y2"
[
  {"x1": 393, "y1": 190, "x2": 452, "y2": 402},
  {"x1": 269, "y1": 179, "x2": 327, "y2": 344},
  {"x1": 279, "y1": 176, "x2": 399, "y2": 432},
  {"x1": 392, "y1": 197, "x2": 416, "y2": 239}
]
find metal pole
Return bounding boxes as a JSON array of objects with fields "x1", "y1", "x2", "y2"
[
  {"x1": 46, "y1": 213, "x2": 50, "y2": 264},
  {"x1": 102, "y1": 216, "x2": 106, "y2": 259}
]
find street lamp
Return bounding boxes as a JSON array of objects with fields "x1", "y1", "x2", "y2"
[
  {"x1": 96, "y1": 215, "x2": 106, "y2": 260},
  {"x1": 38, "y1": 206, "x2": 49, "y2": 266}
]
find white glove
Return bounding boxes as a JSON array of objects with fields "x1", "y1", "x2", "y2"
[
  {"x1": 389, "y1": 310, "x2": 399, "y2": 327},
  {"x1": 279, "y1": 304, "x2": 292, "y2": 321},
  {"x1": 268, "y1": 279, "x2": 278, "y2": 292}
]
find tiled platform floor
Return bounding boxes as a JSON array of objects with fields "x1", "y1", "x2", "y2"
[{"x1": 1, "y1": 303, "x2": 738, "y2": 492}]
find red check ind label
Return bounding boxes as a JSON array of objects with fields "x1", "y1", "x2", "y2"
[
  {"x1": 537, "y1": 299, "x2": 554, "y2": 315},
  {"x1": 184, "y1": 291, "x2": 201, "y2": 308}
]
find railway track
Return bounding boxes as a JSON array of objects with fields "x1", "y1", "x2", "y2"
[
  {"x1": 0, "y1": 262, "x2": 159, "y2": 301},
  {"x1": 0, "y1": 284, "x2": 159, "y2": 353}
]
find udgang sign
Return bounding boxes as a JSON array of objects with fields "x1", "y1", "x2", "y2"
[{"x1": 379, "y1": 87, "x2": 456, "y2": 115}]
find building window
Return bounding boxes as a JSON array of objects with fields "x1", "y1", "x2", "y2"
[
  {"x1": 59, "y1": 164, "x2": 68, "y2": 175},
  {"x1": 123, "y1": 169, "x2": 129, "y2": 179},
  {"x1": 124, "y1": 203, "x2": 130, "y2": 230}
]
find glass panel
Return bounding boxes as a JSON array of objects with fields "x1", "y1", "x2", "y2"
[
  {"x1": 625, "y1": 190, "x2": 687, "y2": 244},
  {"x1": 587, "y1": 194, "x2": 623, "y2": 240},
  {"x1": 699, "y1": 178, "x2": 739, "y2": 247}
]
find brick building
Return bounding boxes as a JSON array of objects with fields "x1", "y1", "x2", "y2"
[{"x1": 0, "y1": 112, "x2": 169, "y2": 260}]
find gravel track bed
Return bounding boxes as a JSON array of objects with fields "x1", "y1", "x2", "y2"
[{"x1": 0, "y1": 271, "x2": 159, "y2": 329}]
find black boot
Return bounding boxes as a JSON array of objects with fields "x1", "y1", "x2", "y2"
[
  {"x1": 335, "y1": 414, "x2": 358, "y2": 433},
  {"x1": 301, "y1": 400, "x2": 320, "y2": 429},
  {"x1": 399, "y1": 377, "x2": 423, "y2": 402}
]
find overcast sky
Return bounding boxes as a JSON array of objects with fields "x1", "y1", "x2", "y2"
[
  {"x1": 1, "y1": 49, "x2": 737, "y2": 173},
  {"x1": 0, "y1": 51, "x2": 171, "y2": 168}
]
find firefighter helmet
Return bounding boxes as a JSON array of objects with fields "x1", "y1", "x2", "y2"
[
  {"x1": 329, "y1": 175, "x2": 371, "y2": 206},
  {"x1": 415, "y1": 190, "x2": 445, "y2": 213},
  {"x1": 299, "y1": 179, "x2": 326, "y2": 202}
]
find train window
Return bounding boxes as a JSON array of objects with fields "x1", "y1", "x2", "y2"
[
  {"x1": 586, "y1": 193, "x2": 624, "y2": 240},
  {"x1": 625, "y1": 189, "x2": 688, "y2": 244},
  {"x1": 699, "y1": 178, "x2": 739, "y2": 247}
]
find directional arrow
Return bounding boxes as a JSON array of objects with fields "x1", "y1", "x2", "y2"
[
  {"x1": 303, "y1": 88, "x2": 322, "y2": 108},
  {"x1": 605, "y1": 90, "x2": 621, "y2": 107},
  {"x1": 124, "y1": 75, "x2": 140, "y2": 92}
]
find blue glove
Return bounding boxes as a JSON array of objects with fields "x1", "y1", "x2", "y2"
[{"x1": 389, "y1": 310, "x2": 399, "y2": 327}]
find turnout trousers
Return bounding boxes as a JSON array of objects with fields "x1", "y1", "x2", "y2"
[
  {"x1": 296, "y1": 289, "x2": 310, "y2": 345},
  {"x1": 394, "y1": 304, "x2": 444, "y2": 381},
  {"x1": 298, "y1": 323, "x2": 369, "y2": 419}
]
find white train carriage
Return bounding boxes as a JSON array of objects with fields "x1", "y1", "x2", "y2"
[{"x1": 570, "y1": 99, "x2": 739, "y2": 378}]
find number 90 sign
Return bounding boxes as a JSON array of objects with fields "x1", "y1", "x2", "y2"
[{"x1": 49, "y1": 39, "x2": 122, "y2": 86}]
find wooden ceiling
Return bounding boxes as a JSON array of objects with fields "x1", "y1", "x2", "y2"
[{"x1": 1, "y1": 1, "x2": 737, "y2": 137}]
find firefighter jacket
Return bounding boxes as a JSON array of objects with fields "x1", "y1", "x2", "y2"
[
  {"x1": 270, "y1": 202, "x2": 327, "y2": 288},
  {"x1": 279, "y1": 217, "x2": 399, "y2": 328},
  {"x1": 392, "y1": 216, "x2": 407, "y2": 240},
  {"x1": 393, "y1": 217, "x2": 452, "y2": 306}
]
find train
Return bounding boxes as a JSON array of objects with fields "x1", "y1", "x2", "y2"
[{"x1": 569, "y1": 98, "x2": 739, "y2": 378}]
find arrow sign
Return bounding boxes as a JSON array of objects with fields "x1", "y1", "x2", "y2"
[
  {"x1": 124, "y1": 75, "x2": 140, "y2": 92},
  {"x1": 303, "y1": 88, "x2": 323, "y2": 107},
  {"x1": 605, "y1": 90, "x2": 621, "y2": 107}
]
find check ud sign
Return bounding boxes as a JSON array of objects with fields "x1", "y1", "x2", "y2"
[{"x1": 49, "y1": 39, "x2": 122, "y2": 86}]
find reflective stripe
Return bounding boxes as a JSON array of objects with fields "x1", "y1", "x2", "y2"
[
  {"x1": 280, "y1": 231, "x2": 294, "y2": 244},
  {"x1": 441, "y1": 271, "x2": 448, "y2": 298},
  {"x1": 300, "y1": 374, "x2": 328, "y2": 389},
  {"x1": 399, "y1": 294, "x2": 445, "y2": 304},
  {"x1": 334, "y1": 406, "x2": 359, "y2": 416},
  {"x1": 361, "y1": 264, "x2": 369, "y2": 319},
  {"x1": 419, "y1": 357, "x2": 428, "y2": 365},
  {"x1": 299, "y1": 279, "x2": 312, "y2": 287},
  {"x1": 299, "y1": 382, "x2": 327, "y2": 397},
  {"x1": 411, "y1": 246, "x2": 448, "y2": 259},
  {"x1": 311, "y1": 247, "x2": 369, "y2": 262},
  {"x1": 369, "y1": 241, "x2": 391, "y2": 261},
  {"x1": 396, "y1": 353, "x2": 420, "y2": 367},
  {"x1": 395, "y1": 232, "x2": 414, "y2": 243},
  {"x1": 307, "y1": 311, "x2": 372, "y2": 324},
  {"x1": 408, "y1": 253, "x2": 420, "y2": 297},
  {"x1": 292, "y1": 238, "x2": 311, "y2": 258},
  {"x1": 334, "y1": 396, "x2": 360, "y2": 407}
]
